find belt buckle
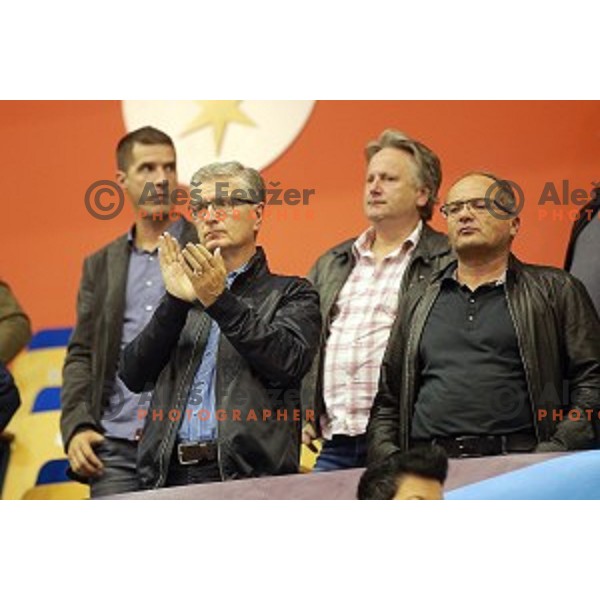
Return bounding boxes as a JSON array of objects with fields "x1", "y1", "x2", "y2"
[
  {"x1": 456, "y1": 438, "x2": 470, "y2": 459},
  {"x1": 455, "y1": 436, "x2": 479, "y2": 459},
  {"x1": 177, "y1": 443, "x2": 199, "y2": 466}
]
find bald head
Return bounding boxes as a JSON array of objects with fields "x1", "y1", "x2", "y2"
[
  {"x1": 448, "y1": 172, "x2": 517, "y2": 212},
  {"x1": 443, "y1": 172, "x2": 520, "y2": 258}
]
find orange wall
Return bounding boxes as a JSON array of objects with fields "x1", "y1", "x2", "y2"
[{"x1": 3, "y1": 100, "x2": 599, "y2": 332}]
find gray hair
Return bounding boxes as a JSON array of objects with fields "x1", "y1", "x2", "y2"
[
  {"x1": 365, "y1": 129, "x2": 442, "y2": 221},
  {"x1": 190, "y1": 161, "x2": 265, "y2": 203}
]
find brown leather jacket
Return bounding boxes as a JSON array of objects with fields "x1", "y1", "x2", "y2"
[
  {"x1": 367, "y1": 254, "x2": 600, "y2": 464},
  {"x1": 60, "y1": 220, "x2": 198, "y2": 451}
]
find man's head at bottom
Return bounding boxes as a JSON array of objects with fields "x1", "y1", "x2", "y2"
[{"x1": 357, "y1": 446, "x2": 449, "y2": 500}]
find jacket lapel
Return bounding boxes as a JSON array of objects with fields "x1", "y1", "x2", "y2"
[
  {"x1": 180, "y1": 218, "x2": 199, "y2": 246},
  {"x1": 105, "y1": 235, "x2": 130, "y2": 371}
]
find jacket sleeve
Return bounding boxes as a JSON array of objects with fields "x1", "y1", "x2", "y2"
[
  {"x1": 366, "y1": 321, "x2": 404, "y2": 465},
  {"x1": 548, "y1": 276, "x2": 600, "y2": 450},
  {"x1": 307, "y1": 257, "x2": 321, "y2": 287},
  {"x1": 0, "y1": 281, "x2": 32, "y2": 364},
  {"x1": 299, "y1": 258, "x2": 324, "y2": 422},
  {"x1": 60, "y1": 257, "x2": 101, "y2": 450},
  {"x1": 119, "y1": 293, "x2": 192, "y2": 393},
  {"x1": 0, "y1": 363, "x2": 21, "y2": 431},
  {"x1": 205, "y1": 278, "x2": 321, "y2": 386}
]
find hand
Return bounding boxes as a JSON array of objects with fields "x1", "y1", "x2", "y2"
[
  {"x1": 158, "y1": 232, "x2": 197, "y2": 302},
  {"x1": 181, "y1": 243, "x2": 227, "y2": 308},
  {"x1": 67, "y1": 429, "x2": 105, "y2": 478},
  {"x1": 302, "y1": 422, "x2": 319, "y2": 453}
]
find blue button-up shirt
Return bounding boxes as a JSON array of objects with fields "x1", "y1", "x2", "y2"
[
  {"x1": 178, "y1": 261, "x2": 249, "y2": 443},
  {"x1": 101, "y1": 218, "x2": 185, "y2": 440}
]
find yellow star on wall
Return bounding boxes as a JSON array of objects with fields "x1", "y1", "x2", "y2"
[{"x1": 181, "y1": 100, "x2": 256, "y2": 154}]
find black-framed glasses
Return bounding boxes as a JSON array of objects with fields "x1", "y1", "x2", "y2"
[
  {"x1": 440, "y1": 197, "x2": 489, "y2": 218},
  {"x1": 190, "y1": 197, "x2": 259, "y2": 219}
]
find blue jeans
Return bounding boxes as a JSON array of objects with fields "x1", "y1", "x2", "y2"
[{"x1": 313, "y1": 434, "x2": 367, "y2": 472}]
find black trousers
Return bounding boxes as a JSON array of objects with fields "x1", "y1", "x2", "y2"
[{"x1": 90, "y1": 437, "x2": 140, "y2": 498}]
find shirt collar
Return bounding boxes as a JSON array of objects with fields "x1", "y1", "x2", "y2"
[
  {"x1": 226, "y1": 258, "x2": 251, "y2": 287},
  {"x1": 128, "y1": 216, "x2": 186, "y2": 249},
  {"x1": 352, "y1": 220, "x2": 423, "y2": 260},
  {"x1": 442, "y1": 263, "x2": 507, "y2": 287}
]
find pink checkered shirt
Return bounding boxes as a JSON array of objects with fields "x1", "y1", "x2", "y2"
[{"x1": 321, "y1": 221, "x2": 422, "y2": 439}]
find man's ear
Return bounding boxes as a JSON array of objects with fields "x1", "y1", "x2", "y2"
[
  {"x1": 253, "y1": 203, "x2": 265, "y2": 233},
  {"x1": 116, "y1": 170, "x2": 127, "y2": 188},
  {"x1": 510, "y1": 216, "x2": 520, "y2": 237},
  {"x1": 415, "y1": 187, "x2": 429, "y2": 209}
]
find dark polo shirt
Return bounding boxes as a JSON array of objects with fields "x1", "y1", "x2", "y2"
[{"x1": 411, "y1": 268, "x2": 533, "y2": 440}]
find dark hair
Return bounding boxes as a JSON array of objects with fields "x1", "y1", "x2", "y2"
[
  {"x1": 357, "y1": 446, "x2": 448, "y2": 500},
  {"x1": 116, "y1": 126, "x2": 175, "y2": 172}
]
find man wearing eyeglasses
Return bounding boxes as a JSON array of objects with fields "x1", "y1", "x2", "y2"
[
  {"x1": 120, "y1": 161, "x2": 321, "y2": 489},
  {"x1": 301, "y1": 129, "x2": 452, "y2": 471},
  {"x1": 367, "y1": 171, "x2": 600, "y2": 463}
]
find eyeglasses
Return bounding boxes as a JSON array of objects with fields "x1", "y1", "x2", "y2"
[
  {"x1": 440, "y1": 197, "x2": 517, "y2": 218},
  {"x1": 440, "y1": 197, "x2": 489, "y2": 218},
  {"x1": 190, "y1": 197, "x2": 259, "y2": 219}
]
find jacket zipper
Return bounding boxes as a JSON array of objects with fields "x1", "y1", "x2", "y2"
[
  {"x1": 213, "y1": 272, "x2": 258, "y2": 481},
  {"x1": 401, "y1": 286, "x2": 440, "y2": 450},
  {"x1": 156, "y1": 315, "x2": 210, "y2": 488}
]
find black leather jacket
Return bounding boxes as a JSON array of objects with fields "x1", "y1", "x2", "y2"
[
  {"x1": 564, "y1": 187, "x2": 600, "y2": 271},
  {"x1": 301, "y1": 224, "x2": 453, "y2": 434},
  {"x1": 367, "y1": 254, "x2": 600, "y2": 464},
  {"x1": 120, "y1": 247, "x2": 321, "y2": 489}
]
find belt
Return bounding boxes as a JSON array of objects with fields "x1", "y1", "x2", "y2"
[
  {"x1": 412, "y1": 432, "x2": 537, "y2": 458},
  {"x1": 175, "y1": 441, "x2": 218, "y2": 466}
]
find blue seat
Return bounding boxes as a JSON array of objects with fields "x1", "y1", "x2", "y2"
[
  {"x1": 29, "y1": 328, "x2": 73, "y2": 350},
  {"x1": 31, "y1": 387, "x2": 62, "y2": 413},
  {"x1": 36, "y1": 459, "x2": 70, "y2": 486}
]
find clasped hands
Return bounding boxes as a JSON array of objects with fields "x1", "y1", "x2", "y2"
[{"x1": 159, "y1": 232, "x2": 227, "y2": 307}]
